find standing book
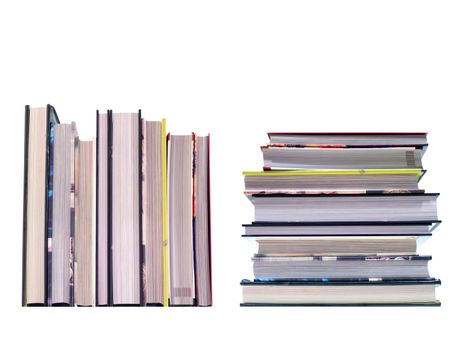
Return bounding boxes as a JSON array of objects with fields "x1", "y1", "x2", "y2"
[
  {"x1": 168, "y1": 134, "x2": 212, "y2": 306},
  {"x1": 96, "y1": 111, "x2": 110, "y2": 306},
  {"x1": 109, "y1": 111, "x2": 142, "y2": 306},
  {"x1": 74, "y1": 139, "x2": 96, "y2": 306},
  {"x1": 141, "y1": 118, "x2": 166, "y2": 306},
  {"x1": 22, "y1": 105, "x2": 60, "y2": 306},
  {"x1": 49, "y1": 122, "x2": 77, "y2": 306}
]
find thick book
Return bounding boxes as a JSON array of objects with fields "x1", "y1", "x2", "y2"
[
  {"x1": 267, "y1": 132, "x2": 428, "y2": 148},
  {"x1": 252, "y1": 236, "x2": 423, "y2": 256},
  {"x1": 96, "y1": 111, "x2": 110, "y2": 306},
  {"x1": 109, "y1": 111, "x2": 142, "y2": 305},
  {"x1": 141, "y1": 118, "x2": 165, "y2": 306},
  {"x1": 74, "y1": 139, "x2": 96, "y2": 306},
  {"x1": 261, "y1": 146, "x2": 424, "y2": 170},
  {"x1": 194, "y1": 135, "x2": 212, "y2": 306},
  {"x1": 248, "y1": 192, "x2": 439, "y2": 223},
  {"x1": 168, "y1": 134, "x2": 213, "y2": 306},
  {"x1": 49, "y1": 122, "x2": 77, "y2": 306},
  {"x1": 22, "y1": 105, "x2": 60, "y2": 306},
  {"x1": 168, "y1": 134, "x2": 195, "y2": 306},
  {"x1": 241, "y1": 279, "x2": 441, "y2": 306},
  {"x1": 252, "y1": 255, "x2": 432, "y2": 280},
  {"x1": 243, "y1": 169, "x2": 424, "y2": 192}
]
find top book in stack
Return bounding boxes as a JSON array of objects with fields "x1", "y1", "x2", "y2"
[{"x1": 262, "y1": 132, "x2": 427, "y2": 170}]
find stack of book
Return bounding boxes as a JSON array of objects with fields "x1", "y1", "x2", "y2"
[
  {"x1": 22, "y1": 105, "x2": 212, "y2": 307},
  {"x1": 241, "y1": 132, "x2": 441, "y2": 306}
]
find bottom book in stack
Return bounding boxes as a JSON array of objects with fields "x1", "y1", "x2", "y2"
[
  {"x1": 241, "y1": 224, "x2": 441, "y2": 306},
  {"x1": 241, "y1": 279, "x2": 440, "y2": 306}
]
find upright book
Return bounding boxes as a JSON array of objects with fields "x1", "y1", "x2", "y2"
[
  {"x1": 95, "y1": 110, "x2": 144, "y2": 306},
  {"x1": 194, "y1": 135, "x2": 212, "y2": 306},
  {"x1": 23, "y1": 105, "x2": 60, "y2": 306},
  {"x1": 168, "y1": 134, "x2": 212, "y2": 306},
  {"x1": 109, "y1": 111, "x2": 142, "y2": 306},
  {"x1": 141, "y1": 118, "x2": 166, "y2": 306},
  {"x1": 96, "y1": 111, "x2": 110, "y2": 306},
  {"x1": 74, "y1": 139, "x2": 96, "y2": 306},
  {"x1": 49, "y1": 122, "x2": 77, "y2": 306}
]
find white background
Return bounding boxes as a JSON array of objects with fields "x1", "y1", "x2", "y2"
[{"x1": 0, "y1": 1, "x2": 466, "y2": 349}]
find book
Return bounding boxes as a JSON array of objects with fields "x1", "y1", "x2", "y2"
[
  {"x1": 252, "y1": 255, "x2": 431, "y2": 280},
  {"x1": 267, "y1": 132, "x2": 428, "y2": 147},
  {"x1": 141, "y1": 118, "x2": 165, "y2": 306},
  {"x1": 96, "y1": 111, "x2": 110, "y2": 306},
  {"x1": 23, "y1": 105, "x2": 60, "y2": 306},
  {"x1": 194, "y1": 135, "x2": 212, "y2": 306},
  {"x1": 168, "y1": 134, "x2": 195, "y2": 305},
  {"x1": 109, "y1": 111, "x2": 142, "y2": 305},
  {"x1": 262, "y1": 146, "x2": 423, "y2": 170},
  {"x1": 168, "y1": 134, "x2": 213, "y2": 306},
  {"x1": 243, "y1": 169, "x2": 424, "y2": 192},
  {"x1": 241, "y1": 279, "x2": 440, "y2": 306},
  {"x1": 249, "y1": 192, "x2": 439, "y2": 223},
  {"x1": 253, "y1": 236, "x2": 421, "y2": 256},
  {"x1": 49, "y1": 122, "x2": 77, "y2": 306},
  {"x1": 74, "y1": 139, "x2": 96, "y2": 306},
  {"x1": 243, "y1": 221, "x2": 439, "y2": 236}
]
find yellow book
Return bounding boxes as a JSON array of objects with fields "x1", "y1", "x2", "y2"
[{"x1": 243, "y1": 169, "x2": 424, "y2": 181}]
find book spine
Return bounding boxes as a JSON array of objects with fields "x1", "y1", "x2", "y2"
[
  {"x1": 22, "y1": 105, "x2": 30, "y2": 306},
  {"x1": 44, "y1": 104, "x2": 56, "y2": 306},
  {"x1": 107, "y1": 110, "x2": 113, "y2": 306},
  {"x1": 70, "y1": 124, "x2": 77, "y2": 306},
  {"x1": 192, "y1": 135, "x2": 198, "y2": 305},
  {"x1": 46, "y1": 122, "x2": 55, "y2": 305},
  {"x1": 138, "y1": 110, "x2": 144, "y2": 306},
  {"x1": 96, "y1": 111, "x2": 110, "y2": 306},
  {"x1": 207, "y1": 134, "x2": 213, "y2": 305},
  {"x1": 162, "y1": 120, "x2": 168, "y2": 306},
  {"x1": 91, "y1": 139, "x2": 97, "y2": 306},
  {"x1": 73, "y1": 135, "x2": 80, "y2": 306},
  {"x1": 95, "y1": 111, "x2": 99, "y2": 305}
]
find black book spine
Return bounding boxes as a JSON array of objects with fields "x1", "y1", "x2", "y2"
[
  {"x1": 44, "y1": 104, "x2": 53, "y2": 306},
  {"x1": 95, "y1": 110, "x2": 100, "y2": 305},
  {"x1": 22, "y1": 105, "x2": 30, "y2": 306},
  {"x1": 107, "y1": 110, "x2": 113, "y2": 306},
  {"x1": 138, "y1": 110, "x2": 144, "y2": 306},
  {"x1": 192, "y1": 135, "x2": 198, "y2": 305}
]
